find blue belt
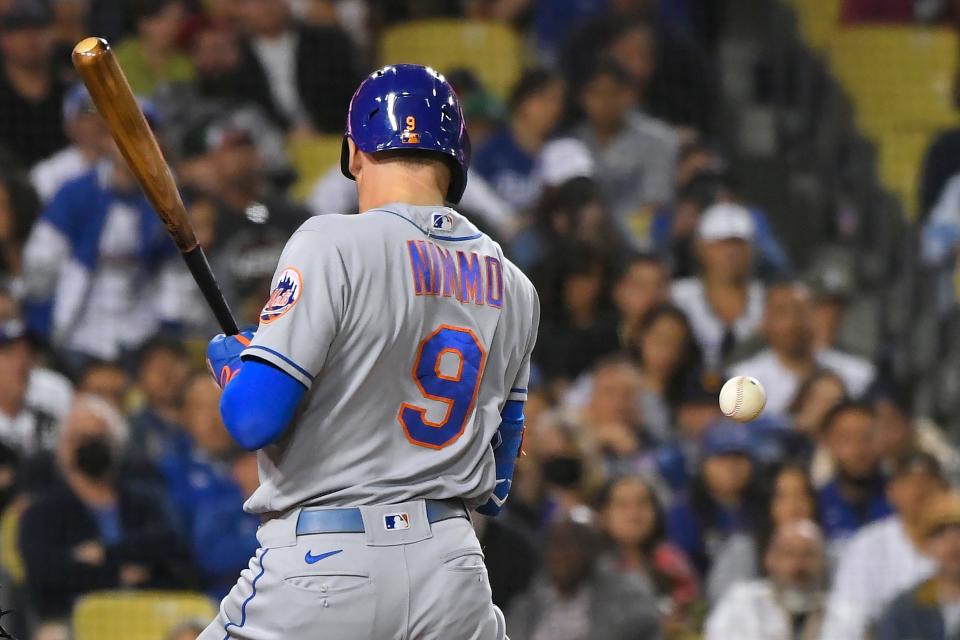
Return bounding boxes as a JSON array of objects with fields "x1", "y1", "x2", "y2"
[{"x1": 295, "y1": 499, "x2": 468, "y2": 535}]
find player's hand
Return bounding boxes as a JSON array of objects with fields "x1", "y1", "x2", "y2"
[{"x1": 206, "y1": 330, "x2": 255, "y2": 389}]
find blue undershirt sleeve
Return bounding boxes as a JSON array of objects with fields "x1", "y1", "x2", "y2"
[
  {"x1": 220, "y1": 359, "x2": 307, "y2": 450},
  {"x1": 476, "y1": 400, "x2": 525, "y2": 517}
]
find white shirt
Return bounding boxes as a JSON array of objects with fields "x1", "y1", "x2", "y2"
[
  {"x1": 29, "y1": 146, "x2": 90, "y2": 203},
  {"x1": 707, "y1": 580, "x2": 845, "y2": 640},
  {"x1": 0, "y1": 367, "x2": 73, "y2": 455},
  {"x1": 821, "y1": 516, "x2": 936, "y2": 639},
  {"x1": 671, "y1": 277, "x2": 765, "y2": 372},
  {"x1": 729, "y1": 348, "x2": 876, "y2": 418},
  {"x1": 252, "y1": 31, "x2": 307, "y2": 124}
]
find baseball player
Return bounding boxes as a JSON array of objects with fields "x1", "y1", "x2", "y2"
[{"x1": 199, "y1": 64, "x2": 539, "y2": 639}]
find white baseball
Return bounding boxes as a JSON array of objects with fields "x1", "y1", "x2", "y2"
[{"x1": 719, "y1": 376, "x2": 766, "y2": 422}]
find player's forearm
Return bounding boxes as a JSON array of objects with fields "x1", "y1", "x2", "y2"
[
  {"x1": 476, "y1": 400, "x2": 525, "y2": 517},
  {"x1": 221, "y1": 359, "x2": 306, "y2": 450}
]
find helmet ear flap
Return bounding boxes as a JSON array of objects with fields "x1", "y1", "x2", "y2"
[{"x1": 340, "y1": 136, "x2": 355, "y2": 182}]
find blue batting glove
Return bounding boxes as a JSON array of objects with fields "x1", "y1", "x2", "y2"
[{"x1": 206, "y1": 330, "x2": 255, "y2": 389}]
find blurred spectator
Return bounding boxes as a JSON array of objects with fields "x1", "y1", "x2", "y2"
[
  {"x1": 573, "y1": 356, "x2": 654, "y2": 476},
  {"x1": 651, "y1": 164, "x2": 790, "y2": 281},
  {"x1": 512, "y1": 175, "x2": 621, "y2": 273},
  {"x1": 175, "y1": 116, "x2": 306, "y2": 323},
  {"x1": 21, "y1": 119, "x2": 190, "y2": 364},
  {"x1": 808, "y1": 267, "x2": 855, "y2": 352},
  {"x1": 667, "y1": 420, "x2": 763, "y2": 586},
  {"x1": 114, "y1": 0, "x2": 194, "y2": 97},
  {"x1": 191, "y1": 451, "x2": 258, "y2": 599},
  {"x1": 19, "y1": 395, "x2": 192, "y2": 619},
  {"x1": 705, "y1": 520, "x2": 837, "y2": 640},
  {"x1": 626, "y1": 304, "x2": 701, "y2": 443},
  {"x1": 533, "y1": 243, "x2": 619, "y2": 384},
  {"x1": 559, "y1": 4, "x2": 719, "y2": 135},
  {"x1": 816, "y1": 401, "x2": 891, "y2": 547},
  {"x1": 822, "y1": 451, "x2": 946, "y2": 636},
  {"x1": 597, "y1": 475, "x2": 700, "y2": 637},
  {"x1": 473, "y1": 69, "x2": 565, "y2": 212},
  {"x1": 875, "y1": 491, "x2": 960, "y2": 640},
  {"x1": 446, "y1": 68, "x2": 505, "y2": 150},
  {"x1": 788, "y1": 370, "x2": 847, "y2": 440},
  {"x1": 49, "y1": 0, "x2": 88, "y2": 53},
  {"x1": 159, "y1": 374, "x2": 238, "y2": 534},
  {"x1": 919, "y1": 124, "x2": 960, "y2": 222},
  {"x1": 671, "y1": 203, "x2": 763, "y2": 374},
  {"x1": 729, "y1": 282, "x2": 875, "y2": 419},
  {"x1": 575, "y1": 59, "x2": 679, "y2": 245},
  {"x1": 0, "y1": 169, "x2": 41, "y2": 291},
  {"x1": 76, "y1": 359, "x2": 131, "y2": 411},
  {"x1": 506, "y1": 515, "x2": 662, "y2": 640},
  {"x1": 234, "y1": 0, "x2": 359, "y2": 133},
  {"x1": 0, "y1": 301, "x2": 72, "y2": 456},
  {"x1": 872, "y1": 383, "x2": 960, "y2": 483},
  {"x1": 0, "y1": 0, "x2": 68, "y2": 167},
  {"x1": 29, "y1": 85, "x2": 104, "y2": 204},
  {"x1": 921, "y1": 169, "x2": 960, "y2": 269},
  {"x1": 474, "y1": 513, "x2": 540, "y2": 611},
  {"x1": 613, "y1": 253, "x2": 670, "y2": 349},
  {"x1": 32, "y1": 620, "x2": 69, "y2": 640},
  {"x1": 128, "y1": 337, "x2": 191, "y2": 465}
]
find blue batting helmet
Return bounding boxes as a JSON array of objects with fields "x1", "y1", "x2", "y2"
[{"x1": 341, "y1": 64, "x2": 471, "y2": 204}]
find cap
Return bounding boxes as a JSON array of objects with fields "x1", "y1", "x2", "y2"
[
  {"x1": 0, "y1": 319, "x2": 27, "y2": 346},
  {"x1": 702, "y1": 419, "x2": 754, "y2": 457},
  {"x1": 538, "y1": 138, "x2": 595, "y2": 187},
  {"x1": 181, "y1": 117, "x2": 254, "y2": 159},
  {"x1": 63, "y1": 84, "x2": 96, "y2": 122},
  {"x1": 923, "y1": 491, "x2": 960, "y2": 538},
  {"x1": 697, "y1": 203, "x2": 755, "y2": 243},
  {"x1": 0, "y1": 0, "x2": 52, "y2": 30},
  {"x1": 891, "y1": 450, "x2": 943, "y2": 481}
]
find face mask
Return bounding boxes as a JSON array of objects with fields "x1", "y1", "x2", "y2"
[
  {"x1": 74, "y1": 437, "x2": 114, "y2": 480},
  {"x1": 542, "y1": 456, "x2": 584, "y2": 488}
]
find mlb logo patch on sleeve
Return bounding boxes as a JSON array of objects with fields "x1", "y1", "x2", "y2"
[
  {"x1": 260, "y1": 267, "x2": 302, "y2": 324},
  {"x1": 384, "y1": 513, "x2": 410, "y2": 531}
]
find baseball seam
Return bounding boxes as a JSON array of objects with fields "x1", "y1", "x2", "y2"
[{"x1": 734, "y1": 379, "x2": 744, "y2": 415}]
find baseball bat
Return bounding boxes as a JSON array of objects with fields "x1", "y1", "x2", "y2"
[{"x1": 71, "y1": 36, "x2": 239, "y2": 335}]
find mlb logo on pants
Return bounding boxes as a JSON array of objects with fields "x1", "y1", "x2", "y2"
[{"x1": 384, "y1": 513, "x2": 410, "y2": 531}]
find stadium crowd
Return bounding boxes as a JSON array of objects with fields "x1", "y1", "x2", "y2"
[{"x1": 0, "y1": 0, "x2": 958, "y2": 639}]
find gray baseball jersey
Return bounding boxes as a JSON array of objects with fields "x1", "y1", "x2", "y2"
[{"x1": 240, "y1": 204, "x2": 539, "y2": 515}]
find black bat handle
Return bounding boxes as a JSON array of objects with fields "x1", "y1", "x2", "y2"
[{"x1": 182, "y1": 246, "x2": 239, "y2": 335}]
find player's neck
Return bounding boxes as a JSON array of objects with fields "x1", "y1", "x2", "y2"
[{"x1": 358, "y1": 173, "x2": 446, "y2": 213}]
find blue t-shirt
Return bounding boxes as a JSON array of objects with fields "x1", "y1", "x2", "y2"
[
  {"x1": 90, "y1": 504, "x2": 122, "y2": 546},
  {"x1": 473, "y1": 128, "x2": 540, "y2": 211},
  {"x1": 817, "y1": 477, "x2": 892, "y2": 542}
]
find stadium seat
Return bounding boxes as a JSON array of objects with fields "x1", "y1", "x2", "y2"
[
  {"x1": 876, "y1": 128, "x2": 937, "y2": 218},
  {"x1": 379, "y1": 20, "x2": 523, "y2": 100},
  {"x1": 72, "y1": 591, "x2": 216, "y2": 640},
  {"x1": 786, "y1": 0, "x2": 841, "y2": 52},
  {"x1": 828, "y1": 27, "x2": 957, "y2": 136},
  {"x1": 287, "y1": 134, "x2": 344, "y2": 201}
]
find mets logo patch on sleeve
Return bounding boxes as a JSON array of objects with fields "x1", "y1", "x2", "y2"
[{"x1": 260, "y1": 267, "x2": 302, "y2": 324}]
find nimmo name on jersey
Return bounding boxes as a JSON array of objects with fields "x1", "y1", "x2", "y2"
[{"x1": 406, "y1": 240, "x2": 504, "y2": 308}]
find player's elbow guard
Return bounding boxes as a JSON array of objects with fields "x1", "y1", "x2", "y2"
[
  {"x1": 476, "y1": 400, "x2": 525, "y2": 517},
  {"x1": 220, "y1": 359, "x2": 306, "y2": 450}
]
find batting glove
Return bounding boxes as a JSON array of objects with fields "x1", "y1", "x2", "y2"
[{"x1": 206, "y1": 330, "x2": 255, "y2": 389}]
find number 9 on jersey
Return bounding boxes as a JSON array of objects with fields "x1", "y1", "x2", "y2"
[{"x1": 398, "y1": 325, "x2": 486, "y2": 449}]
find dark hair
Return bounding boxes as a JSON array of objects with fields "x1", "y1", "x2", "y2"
[
  {"x1": 533, "y1": 241, "x2": 611, "y2": 323},
  {"x1": 135, "y1": 336, "x2": 187, "y2": 371},
  {"x1": 581, "y1": 57, "x2": 632, "y2": 90},
  {"x1": 0, "y1": 172, "x2": 40, "y2": 246},
  {"x1": 613, "y1": 252, "x2": 666, "y2": 283},
  {"x1": 132, "y1": 0, "x2": 181, "y2": 22},
  {"x1": 595, "y1": 475, "x2": 666, "y2": 556},
  {"x1": 868, "y1": 378, "x2": 915, "y2": 417},
  {"x1": 787, "y1": 369, "x2": 847, "y2": 417},
  {"x1": 508, "y1": 68, "x2": 561, "y2": 112},
  {"x1": 631, "y1": 304, "x2": 702, "y2": 407},
  {"x1": 820, "y1": 399, "x2": 874, "y2": 435},
  {"x1": 77, "y1": 358, "x2": 126, "y2": 382},
  {"x1": 753, "y1": 462, "x2": 822, "y2": 567},
  {"x1": 688, "y1": 452, "x2": 765, "y2": 557}
]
